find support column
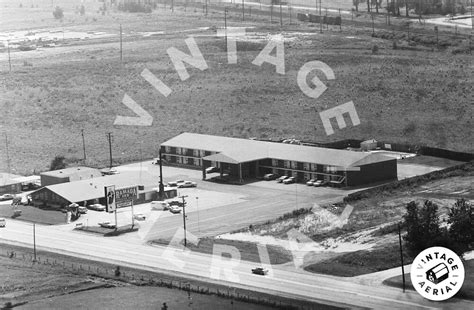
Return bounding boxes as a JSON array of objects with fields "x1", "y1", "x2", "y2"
[{"x1": 238, "y1": 163, "x2": 243, "y2": 184}]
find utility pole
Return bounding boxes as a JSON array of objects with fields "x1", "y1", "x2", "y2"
[
  {"x1": 5, "y1": 133, "x2": 11, "y2": 175},
  {"x1": 319, "y1": 0, "x2": 322, "y2": 33},
  {"x1": 81, "y1": 129, "x2": 86, "y2": 161},
  {"x1": 180, "y1": 195, "x2": 188, "y2": 247},
  {"x1": 242, "y1": 0, "x2": 244, "y2": 21},
  {"x1": 280, "y1": 0, "x2": 282, "y2": 26},
  {"x1": 225, "y1": 7, "x2": 228, "y2": 52},
  {"x1": 7, "y1": 40, "x2": 11, "y2": 73},
  {"x1": 398, "y1": 222, "x2": 406, "y2": 292},
  {"x1": 107, "y1": 132, "x2": 113, "y2": 169},
  {"x1": 33, "y1": 223, "x2": 37, "y2": 262},
  {"x1": 119, "y1": 24, "x2": 122, "y2": 65},
  {"x1": 196, "y1": 197, "x2": 200, "y2": 232}
]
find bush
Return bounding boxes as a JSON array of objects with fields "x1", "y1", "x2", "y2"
[
  {"x1": 53, "y1": 6, "x2": 64, "y2": 19},
  {"x1": 371, "y1": 44, "x2": 379, "y2": 54},
  {"x1": 118, "y1": 2, "x2": 152, "y2": 13}
]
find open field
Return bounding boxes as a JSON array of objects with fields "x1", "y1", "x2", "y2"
[{"x1": 0, "y1": 0, "x2": 472, "y2": 176}]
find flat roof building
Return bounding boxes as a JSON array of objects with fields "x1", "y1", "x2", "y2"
[
  {"x1": 160, "y1": 133, "x2": 397, "y2": 187},
  {"x1": 40, "y1": 166, "x2": 102, "y2": 187}
]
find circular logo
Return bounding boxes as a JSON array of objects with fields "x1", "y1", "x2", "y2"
[{"x1": 410, "y1": 246, "x2": 465, "y2": 301}]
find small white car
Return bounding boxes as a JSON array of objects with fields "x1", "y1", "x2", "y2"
[
  {"x1": 277, "y1": 176, "x2": 289, "y2": 183},
  {"x1": 151, "y1": 201, "x2": 169, "y2": 211},
  {"x1": 88, "y1": 204, "x2": 106, "y2": 211},
  {"x1": 133, "y1": 214, "x2": 146, "y2": 221},
  {"x1": 283, "y1": 177, "x2": 296, "y2": 184},
  {"x1": 169, "y1": 205, "x2": 181, "y2": 214},
  {"x1": 0, "y1": 218, "x2": 6, "y2": 227},
  {"x1": 178, "y1": 181, "x2": 197, "y2": 188},
  {"x1": 98, "y1": 221, "x2": 115, "y2": 229},
  {"x1": 306, "y1": 179, "x2": 316, "y2": 186}
]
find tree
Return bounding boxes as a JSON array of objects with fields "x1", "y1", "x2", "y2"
[
  {"x1": 403, "y1": 200, "x2": 446, "y2": 255},
  {"x1": 53, "y1": 6, "x2": 64, "y2": 19},
  {"x1": 50, "y1": 156, "x2": 66, "y2": 170},
  {"x1": 448, "y1": 199, "x2": 474, "y2": 256},
  {"x1": 353, "y1": 0, "x2": 360, "y2": 11}
]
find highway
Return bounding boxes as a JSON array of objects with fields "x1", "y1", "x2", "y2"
[{"x1": 1, "y1": 220, "x2": 473, "y2": 310}]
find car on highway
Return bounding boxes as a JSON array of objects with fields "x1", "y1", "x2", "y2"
[
  {"x1": 251, "y1": 267, "x2": 268, "y2": 275},
  {"x1": 0, "y1": 218, "x2": 6, "y2": 228},
  {"x1": 283, "y1": 177, "x2": 296, "y2": 184},
  {"x1": 205, "y1": 166, "x2": 219, "y2": 174},
  {"x1": 169, "y1": 205, "x2": 181, "y2": 214},
  {"x1": 276, "y1": 176, "x2": 289, "y2": 183},
  {"x1": 0, "y1": 194, "x2": 14, "y2": 201},
  {"x1": 178, "y1": 181, "x2": 197, "y2": 188},
  {"x1": 263, "y1": 173, "x2": 278, "y2": 181},
  {"x1": 133, "y1": 213, "x2": 146, "y2": 221},
  {"x1": 98, "y1": 221, "x2": 116, "y2": 229},
  {"x1": 151, "y1": 201, "x2": 169, "y2": 211},
  {"x1": 88, "y1": 204, "x2": 106, "y2": 212}
]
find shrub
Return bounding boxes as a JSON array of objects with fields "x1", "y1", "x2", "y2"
[
  {"x1": 371, "y1": 44, "x2": 379, "y2": 54},
  {"x1": 53, "y1": 6, "x2": 64, "y2": 19},
  {"x1": 118, "y1": 2, "x2": 152, "y2": 13}
]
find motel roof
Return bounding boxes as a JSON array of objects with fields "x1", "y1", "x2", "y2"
[
  {"x1": 40, "y1": 166, "x2": 102, "y2": 180},
  {"x1": 162, "y1": 133, "x2": 394, "y2": 168},
  {"x1": 36, "y1": 172, "x2": 159, "y2": 203}
]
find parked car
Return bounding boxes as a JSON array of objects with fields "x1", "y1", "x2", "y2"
[
  {"x1": 313, "y1": 180, "x2": 323, "y2": 187},
  {"x1": 133, "y1": 213, "x2": 146, "y2": 221},
  {"x1": 251, "y1": 267, "x2": 268, "y2": 275},
  {"x1": 168, "y1": 200, "x2": 184, "y2": 207},
  {"x1": 98, "y1": 221, "x2": 116, "y2": 229},
  {"x1": 178, "y1": 181, "x2": 197, "y2": 188},
  {"x1": 169, "y1": 205, "x2": 181, "y2": 214},
  {"x1": 283, "y1": 177, "x2": 296, "y2": 184},
  {"x1": 263, "y1": 174, "x2": 278, "y2": 181},
  {"x1": 276, "y1": 176, "x2": 289, "y2": 183},
  {"x1": 78, "y1": 206, "x2": 88, "y2": 214},
  {"x1": 88, "y1": 204, "x2": 106, "y2": 211},
  {"x1": 0, "y1": 194, "x2": 14, "y2": 201},
  {"x1": 205, "y1": 166, "x2": 219, "y2": 174},
  {"x1": 0, "y1": 217, "x2": 6, "y2": 227},
  {"x1": 306, "y1": 179, "x2": 317, "y2": 186},
  {"x1": 151, "y1": 201, "x2": 169, "y2": 211},
  {"x1": 167, "y1": 181, "x2": 178, "y2": 187}
]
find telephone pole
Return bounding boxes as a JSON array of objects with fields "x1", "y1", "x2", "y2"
[
  {"x1": 158, "y1": 149, "x2": 164, "y2": 200},
  {"x1": 119, "y1": 24, "x2": 123, "y2": 65},
  {"x1": 180, "y1": 195, "x2": 188, "y2": 247},
  {"x1": 106, "y1": 132, "x2": 113, "y2": 169},
  {"x1": 81, "y1": 129, "x2": 86, "y2": 161},
  {"x1": 4, "y1": 133, "x2": 11, "y2": 175},
  {"x1": 7, "y1": 40, "x2": 11, "y2": 73},
  {"x1": 398, "y1": 222, "x2": 406, "y2": 292}
]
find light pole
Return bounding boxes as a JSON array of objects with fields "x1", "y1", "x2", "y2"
[
  {"x1": 81, "y1": 129, "x2": 86, "y2": 161},
  {"x1": 196, "y1": 197, "x2": 200, "y2": 232},
  {"x1": 180, "y1": 195, "x2": 188, "y2": 247},
  {"x1": 33, "y1": 223, "x2": 37, "y2": 262},
  {"x1": 7, "y1": 40, "x2": 11, "y2": 73},
  {"x1": 398, "y1": 222, "x2": 406, "y2": 292}
]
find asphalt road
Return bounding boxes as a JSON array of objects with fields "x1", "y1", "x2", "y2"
[{"x1": 1, "y1": 220, "x2": 473, "y2": 310}]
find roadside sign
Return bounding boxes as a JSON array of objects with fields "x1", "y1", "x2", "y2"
[
  {"x1": 115, "y1": 186, "x2": 138, "y2": 209},
  {"x1": 104, "y1": 185, "x2": 116, "y2": 213}
]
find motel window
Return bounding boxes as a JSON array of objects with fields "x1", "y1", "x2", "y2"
[
  {"x1": 284, "y1": 161, "x2": 290, "y2": 169},
  {"x1": 200, "y1": 150, "x2": 205, "y2": 157},
  {"x1": 303, "y1": 163, "x2": 309, "y2": 171},
  {"x1": 193, "y1": 149, "x2": 199, "y2": 157},
  {"x1": 290, "y1": 161, "x2": 297, "y2": 169},
  {"x1": 176, "y1": 148, "x2": 181, "y2": 155},
  {"x1": 165, "y1": 155, "x2": 171, "y2": 161},
  {"x1": 272, "y1": 159, "x2": 278, "y2": 167},
  {"x1": 272, "y1": 168, "x2": 277, "y2": 174},
  {"x1": 194, "y1": 158, "x2": 201, "y2": 166},
  {"x1": 304, "y1": 173, "x2": 311, "y2": 180},
  {"x1": 165, "y1": 146, "x2": 171, "y2": 153},
  {"x1": 292, "y1": 171, "x2": 298, "y2": 178}
]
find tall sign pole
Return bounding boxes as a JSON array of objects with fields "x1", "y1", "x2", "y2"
[
  {"x1": 159, "y1": 149, "x2": 164, "y2": 200},
  {"x1": 81, "y1": 129, "x2": 86, "y2": 160},
  {"x1": 33, "y1": 223, "x2": 37, "y2": 262},
  {"x1": 180, "y1": 195, "x2": 188, "y2": 247},
  {"x1": 107, "y1": 132, "x2": 113, "y2": 169}
]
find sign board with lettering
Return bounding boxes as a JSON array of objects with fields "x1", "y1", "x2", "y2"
[
  {"x1": 115, "y1": 186, "x2": 138, "y2": 209},
  {"x1": 104, "y1": 185, "x2": 116, "y2": 213}
]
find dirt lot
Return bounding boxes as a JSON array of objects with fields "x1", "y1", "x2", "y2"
[{"x1": 0, "y1": 0, "x2": 472, "y2": 176}]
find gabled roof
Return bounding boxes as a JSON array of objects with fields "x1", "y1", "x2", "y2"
[
  {"x1": 37, "y1": 172, "x2": 158, "y2": 203},
  {"x1": 162, "y1": 133, "x2": 394, "y2": 168},
  {"x1": 203, "y1": 153, "x2": 242, "y2": 165}
]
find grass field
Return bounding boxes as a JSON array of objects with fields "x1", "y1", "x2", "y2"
[{"x1": 0, "y1": 1, "x2": 472, "y2": 176}]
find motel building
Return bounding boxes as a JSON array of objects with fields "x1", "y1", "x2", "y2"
[{"x1": 160, "y1": 133, "x2": 397, "y2": 187}]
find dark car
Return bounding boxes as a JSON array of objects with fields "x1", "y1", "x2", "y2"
[
  {"x1": 251, "y1": 267, "x2": 268, "y2": 275},
  {"x1": 205, "y1": 166, "x2": 219, "y2": 174}
]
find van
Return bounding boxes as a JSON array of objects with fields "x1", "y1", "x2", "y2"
[
  {"x1": 151, "y1": 201, "x2": 169, "y2": 211},
  {"x1": 0, "y1": 218, "x2": 6, "y2": 228}
]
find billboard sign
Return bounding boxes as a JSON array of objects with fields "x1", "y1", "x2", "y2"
[
  {"x1": 104, "y1": 185, "x2": 116, "y2": 213},
  {"x1": 115, "y1": 186, "x2": 138, "y2": 209}
]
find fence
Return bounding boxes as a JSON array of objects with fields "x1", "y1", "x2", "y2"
[{"x1": 0, "y1": 247, "x2": 317, "y2": 310}]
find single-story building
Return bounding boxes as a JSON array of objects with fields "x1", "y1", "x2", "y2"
[
  {"x1": 0, "y1": 173, "x2": 24, "y2": 195},
  {"x1": 31, "y1": 172, "x2": 176, "y2": 210},
  {"x1": 160, "y1": 133, "x2": 397, "y2": 187},
  {"x1": 40, "y1": 166, "x2": 102, "y2": 187}
]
